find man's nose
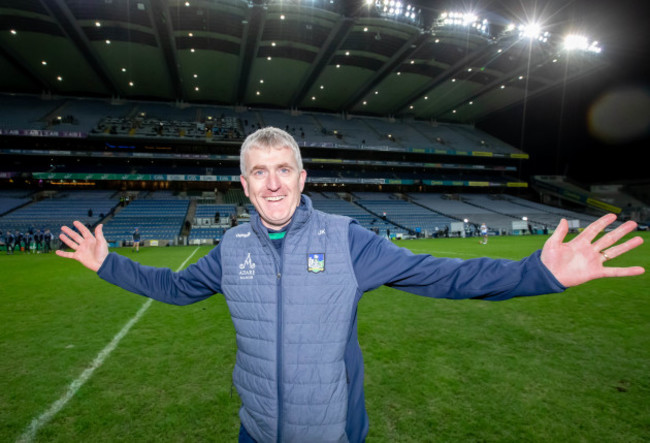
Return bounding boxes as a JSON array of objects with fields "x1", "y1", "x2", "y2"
[{"x1": 266, "y1": 171, "x2": 280, "y2": 190}]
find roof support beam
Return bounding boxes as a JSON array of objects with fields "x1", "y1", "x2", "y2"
[
  {"x1": 0, "y1": 44, "x2": 50, "y2": 92},
  {"x1": 44, "y1": 0, "x2": 121, "y2": 96},
  {"x1": 341, "y1": 31, "x2": 429, "y2": 112},
  {"x1": 388, "y1": 39, "x2": 491, "y2": 116},
  {"x1": 290, "y1": 17, "x2": 354, "y2": 108},
  {"x1": 236, "y1": 5, "x2": 266, "y2": 104},
  {"x1": 149, "y1": 0, "x2": 185, "y2": 101}
]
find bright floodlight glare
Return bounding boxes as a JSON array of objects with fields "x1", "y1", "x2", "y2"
[
  {"x1": 564, "y1": 34, "x2": 587, "y2": 50},
  {"x1": 439, "y1": 11, "x2": 489, "y2": 35},
  {"x1": 518, "y1": 22, "x2": 551, "y2": 43},
  {"x1": 563, "y1": 34, "x2": 602, "y2": 53},
  {"x1": 375, "y1": 0, "x2": 418, "y2": 22},
  {"x1": 519, "y1": 23, "x2": 541, "y2": 39}
]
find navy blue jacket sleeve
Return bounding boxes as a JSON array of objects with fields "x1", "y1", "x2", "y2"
[
  {"x1": 349, "y1": 222, "x2": 565, "y2": 301},
  {"x1": 97, "y1": 243, "x2": 223, "y2": 305}
]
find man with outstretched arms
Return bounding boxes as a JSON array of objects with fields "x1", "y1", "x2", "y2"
[{"x1": 58, "y1": 127, "x2": 644, "y2": 443}]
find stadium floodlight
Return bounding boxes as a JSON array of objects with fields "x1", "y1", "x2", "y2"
[
  {"x1": 563, "y1": 34, "x2": 602, "y2": 53},
  {"x1": 518, "y1": 22, "x2": 551, "y2": 43},
  {"x1": 436, "y1": 11, "x2": 490, "y2": 36},
  {"x1": 373, "y1": 0, "x2": 419, "y2": 23},
  {"x1": 519, "y1": 23, "x2": 539, "y2": 38}
]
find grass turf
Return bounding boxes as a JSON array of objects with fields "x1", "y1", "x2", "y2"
[{"x1": 1, "y1": 233, "x2": 648, "y2": 442}]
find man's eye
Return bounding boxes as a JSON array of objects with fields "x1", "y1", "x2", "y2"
[
  {"x1": 253, "y1": 170, "x2": 266, "y2": 177},
  {"x1": 280, "y1": 168, "x2": 290, "y2": 175}
]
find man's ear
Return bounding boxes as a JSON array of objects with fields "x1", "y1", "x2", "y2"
[
  {"x1": 240, "y1": 175, "x2": 250, "y2": 197},
  {"x1": 299, "y1": 169, "x2": 307, "y2": 192}
]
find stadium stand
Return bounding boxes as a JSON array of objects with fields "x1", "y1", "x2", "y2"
[
  {"x1": 2, "y1": 95, "x2": 639, "y2": 242},
  {"x1": 91, "y1": 101, "x2": 243, "y2": 140},
  {"x1": 224, "y1": 189, "x2": 249, "y2": 206},
  {"x1": 48, "y1": 99, "x2": 126, "y2": 133},
  {"x1": 0, "y1": 190, "x2": 33, "y2": 216},
  {"x1": 407, "y1": 193, "x2": 614, "y2": 235},
  {"x1": 447, "y1": 124, "x2": 520, "y2": 154},
  {"x1": 364, "y1": 118, "x2": 436, "y2": 148},
  {"x1": 353, "y1": 194, "x2": 455, "y2": 235},
  {"x1": 497, "y1": 195, "x2": 601, "y2": 230},
  {"x1": 310, "y1": 194, "x2": 408, "y2": 237},
  {"x1": 346, "y1": 192, "x2": 453, "y2": 236},
  {"x1": 314, "y1": 114, "x2": 376, "y2": 146},
  {"x1": 462, "y1": 194, "x2": 603, "y2": 231},
  {"x1": 258, "y1": 109, "x2": 322, "y2": 142},
  {"x1": 189, "y1": 203, "x2": 238, "y2": 242},
  {"x1": 102, "y1": 198, "x2": 190, "y2": 244},
  {"x1": 407, "y1": 193, "x2": 512, "y2": 233},
  {"x1": 0, "y1": 190, "x2": 117, "y2": 234},
  {"x1": 0, "y1": 95, "x2": 66, "y2": 131}
]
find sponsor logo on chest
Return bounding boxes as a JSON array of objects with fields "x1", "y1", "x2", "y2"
[{"x1": 239, "y1": 252, "x2": 256, "y2": 280}]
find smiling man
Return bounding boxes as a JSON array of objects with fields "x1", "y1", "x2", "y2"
[
  {"x1": 239, "y1": 130, "x2": 307, "y2": 230},
  {"x1": 57, "y1": 127, "x2": 644, "y2": 442}
]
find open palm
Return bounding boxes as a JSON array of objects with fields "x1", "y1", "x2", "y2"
[
  {"x1": 56, "y1": 221, "x2": 109, "y2": 272},
  {"x1": 541, "y1": 214, "x2": 644, "y2": 287}
]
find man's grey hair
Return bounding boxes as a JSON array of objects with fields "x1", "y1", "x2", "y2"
[{"x1": 240, "y1": 127, "x2": 303, "y2": 176}]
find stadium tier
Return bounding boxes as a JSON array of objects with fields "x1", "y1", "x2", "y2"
[
  {"x1": 101, "y1": 199, "x2": 190, "y2": 243},
  {"x1": 0, "y1": 190, "x2": 118, "y2": 234}
]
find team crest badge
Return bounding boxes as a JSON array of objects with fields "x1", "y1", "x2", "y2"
[{"x1": 307, "y1": 253, "x2": 325, "y2": 273}]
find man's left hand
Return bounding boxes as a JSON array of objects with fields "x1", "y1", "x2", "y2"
[{"x1": 541, "y1": 213, "x2": 644, "y2": 287}]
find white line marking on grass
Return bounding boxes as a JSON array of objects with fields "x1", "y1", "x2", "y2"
[{"x1": 17, "y1": 247, "x2": 202, "y2": 443}]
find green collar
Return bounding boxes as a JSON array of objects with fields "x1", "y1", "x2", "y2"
[{"x1": 268, "y1": 231, "x2": 287, "y2": 240}]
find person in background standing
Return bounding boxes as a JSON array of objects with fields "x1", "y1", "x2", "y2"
[
  {"x1": 480, "y1": 223, "x2": 488, "y2": 245},
  {"x1": 16, "y1": 230, "x2": 25, "y2": 253},
  {"x1": 35, "y1": 229, "x2": 43, "y2": 253},
  {"x1": 5, "y1": 230, "x2": 15, "y2": 254},
  {"x1": 43, "y1": 228, "x2": 53, "y2": 253},
  {"x1": 132, "y1": 227, "x2": 141, "y2": 253}
]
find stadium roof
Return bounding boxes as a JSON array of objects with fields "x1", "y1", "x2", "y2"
[{"x1": 0, "y1": 0, "x2": 610, "y2": 124}]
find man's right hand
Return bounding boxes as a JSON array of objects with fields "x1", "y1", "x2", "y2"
[{"x1": 56, "y1": 221, "x2": 109, "y2": 272}]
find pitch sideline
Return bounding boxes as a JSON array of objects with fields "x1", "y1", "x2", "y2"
[{"x1": 16, "y1": 246, "x2": 202, "y2": 443}]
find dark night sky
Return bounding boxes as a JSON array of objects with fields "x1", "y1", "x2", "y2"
[
  {"x1": 418, "y1": 0, "x2": 650, "y2": 185},
  {"x1": 476, "y1": 0, "x2": 650, "y2": 185}
]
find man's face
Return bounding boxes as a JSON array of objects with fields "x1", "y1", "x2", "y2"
[{"x1": 240, "y1": 145, "x2": 306, "y2": 230}]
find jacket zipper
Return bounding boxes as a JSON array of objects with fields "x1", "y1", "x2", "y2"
[
  {"x1": 254, "y1": 214, "x2": 298, "y2": 442},
  {"x1": 276, "y1": 263, "x2": 283, "y2": 442},
  {"x1": 263, "y1": 228, "x2": 284, "y2": 443}
]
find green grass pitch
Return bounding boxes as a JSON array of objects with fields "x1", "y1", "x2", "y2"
[{"x1": 1, "y1": 232, "x2": 649, "y2": 442}]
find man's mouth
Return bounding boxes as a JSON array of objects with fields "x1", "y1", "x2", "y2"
[{"x1": 265, "y1": 196, "x2": 284, "y2": 202}]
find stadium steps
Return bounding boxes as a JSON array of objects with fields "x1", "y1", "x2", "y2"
[
  {"x1": 96, "y1": 203, "x2": 126, "y2": 226},
  {"x1": 43, "y1": 101, "x2": 69, "y2": 129},
  {"x1": 351, "y1": 200, "x2": 413, "y2": 235},
  {"x1": 405, "y1": 121, "x2": 438, "y2": 145},
  {"x1": 182, "y1": 200, "x2": 197, "y2": 236},
  {"x1": 459, "y1": 197, "x2": 543, "y2": 227},
  {"x1": 0, "y1": 197, "x2": 34, "y2": 217},
  {"x1": 403, "y1": 196, "x2": 464, "y2": 227},
  {"x1": 308, "y1": 115, "x2": 329, "y2": 135},
  {"x1": 406, "y1": 197, "x2": 465, "y2": 224}
]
